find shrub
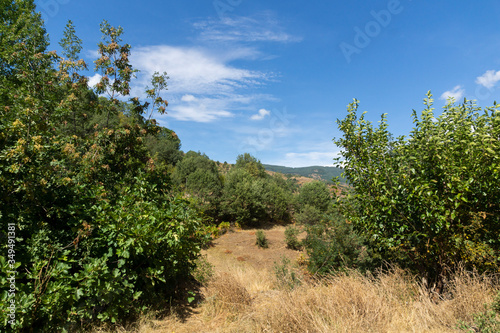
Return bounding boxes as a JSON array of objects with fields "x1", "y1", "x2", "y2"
[
  {"x1": 0, "y1": 14, "x2": 207, "y2": 330},
  {"x1": 297, "y1": 181, "x2": 332, "y2": 212},
  {"x1": 273, "y1": 256, "x2": 301, "y2": 290},
  {"x1": 295, "y1": 204, "x2": 323, "y2": 225},
  {"x1": 0, "y1": 178, "x2": 209, "y2": 332},
  {"x1": 334, "y1": 94, "x2": 500, "y2": 282},
  {"x1": 221, "y1": 168, "x2": 267, "y2": 226},
  {"x1": 304, "y1": 213, "x2": 373, "y2": 275},
  {"x1": 193, "y1": 255, "x2": 215, "y2": 286},
  {"x1": 284, "y1": 226, "x2": 302, "y2": 250},
  {"x1": 221, "y1": 166, "x2": 293, "y2": 227},
  {"x1": 255, "y1": 230, "x2": 269, "y2": 248}
]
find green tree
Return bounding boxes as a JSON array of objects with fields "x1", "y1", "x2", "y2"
[
  {"x1": 235, "y1": 152, "x2": 267, "y2": 178},
  {"x1": 221, "y1": 167, "x2": 293, "y2": 226},
  {"x1": 144, "y1": 127, "x2": 182, "y2": 166},
  {"x1": 221, "y1": 168, "x2": 267, "y2": 226},
  {"x1": 59, "y1": 20, "x2": 82, "y2": 61},
  {"x1": 0, "y1": 12, "x2": 207, "y2": 330},
  {"x1": 0, "y1": 0, "x2": 49, "y2": 105},
  {"x1": 262, "y1": 174, "x2": 293, "y2": 224},
  {"x1": 295, "y1": 204, "x2": 323, "y2": 225},
  {"x1": 173, "y1": 151, "x2": 223, "y2": 221},
  {"x1": 57, "y1": 20, "x2": 98, "y2": 136},
  {"x1": 94, "y1": 20, "x2": 137, "y2": 127},
  {"x1": 297, "y1": 181, "x2": 332, "y2": 213},
  {"x1": 334, "y1": 92, "x2": 500, "y2": 284},
  {"x1": 304, "y1": 212, "x2": 372, "y2": 275}
]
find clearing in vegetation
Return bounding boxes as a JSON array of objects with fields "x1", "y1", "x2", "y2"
[{"x1": 93, "y1": 225, "x2": 500, "y2": 333}]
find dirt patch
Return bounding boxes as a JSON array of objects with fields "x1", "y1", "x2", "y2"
[{"x1": 204, "y1": 225, "x2": 305, "y2": 273}]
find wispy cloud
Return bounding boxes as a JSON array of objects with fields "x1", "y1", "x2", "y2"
[
  {"x1": 123, "y1": 12, "x2": 297, "y2": 123},
  {"x1": 194, "y1": 13, "x2": 302, "y2": 43},
  {"x1": 250, "y1": 108, "x2": 271, "y2": 120},
  {"x1": 170, "y1": 105, "x2": 232, "y2": 123},
  {"x1": 130, "y1": 45, "x2": 271, "y2": 122},
  {"x1": 281, "y1": 151, "x2": 339, "y2": 168},
  {"x1": 264, "y1": 141, "x2": 341, "y2": 168},
  {"x1": 476, "y1": 70, "x2": 500, "y2": 89},
  {"x1": 440, "y1": 85, "x2": 464, "y2": 101},
  {"x1": 132, "y1": 45, "x2": 264, "y2": 95}
]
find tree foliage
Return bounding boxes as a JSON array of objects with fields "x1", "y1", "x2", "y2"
[
  {"x1": 235, "y1": 152, "x2": 267, "y2": 178},
  {"x1": 221, "y1": 160, "x2": 293, "y2": 227},
  {"x1": 0, "y1": 5, "x2": 205, "y2": 331},
  {"x1": 334, "y1": 92, "x2": 500, "y2": 282},
  {"x1": 304, "y1": 213, "x2": 372, "y2": 275},
  {"x1": 297, "y1": 180, "x2": 332, "y2": 213}
]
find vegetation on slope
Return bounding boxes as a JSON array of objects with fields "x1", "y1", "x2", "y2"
[{"x1": 263, "y1": 164, "x2": 346, "y2": 184}]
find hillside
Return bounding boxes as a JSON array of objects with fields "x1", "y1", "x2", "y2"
[{"x1": 263, "y1": 164, "x2": 345, "y2": 184}]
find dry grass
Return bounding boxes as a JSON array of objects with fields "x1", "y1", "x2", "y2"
[
  {"x1": 94, "y1": 266, "x2": 498, "y2": 333},
  {"x1": 93, "y1": 227, "x2": 499, "y2": 333}
]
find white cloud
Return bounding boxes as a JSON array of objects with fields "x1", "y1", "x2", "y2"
[
  {"x1": 262, "y1": 140, "x2": 343, "y2": 167},
  {"x1": 440, "y1": 85, "x2": 464, "y2": 101},
  {"x1": 132, "y1": 45, "x2": 264, "y2": 95},
  {"x1": 181, "y1": 94, "x2": 197, "y2": 102},
  {"x1": 124, "y1": 14, "x2": 296, "y2": 123},
  {"x1": 475, "y1": 70, "x2": 500, "y2": 89},
  {"x1": 194, "y1": 14, "x2": 301, "y2": 43},
  {"x1": 282, "y1": 152, "x2": 340, "y2": 168},
  {"x1": 250, "y1": 108, "x2": 271, "y2": 120},
  {"x1": 170, "y1": 104, "x2": 232, "y2": 123},
  {"x1": 130, "y1": 45, "x2": 271, "y2": 122},
  {"x1": 87, "y1": 73, "x2": 102, "y2": 87}
]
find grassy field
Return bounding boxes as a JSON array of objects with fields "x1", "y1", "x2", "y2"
[{"x1": 94, "y1": 225, "x2": 500, "y2": 333}]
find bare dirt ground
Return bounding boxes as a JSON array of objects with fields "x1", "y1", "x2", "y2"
[{"x1": 203, "y1": 225, "x2": 305, "y2": 273}]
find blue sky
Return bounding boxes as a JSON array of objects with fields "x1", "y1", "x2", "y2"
[{"x1": 35, "y1": 0, "x2": 500, "y2": 167}]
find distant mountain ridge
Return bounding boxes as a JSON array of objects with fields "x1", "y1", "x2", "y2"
[{"x1": 263, "y1": 164, "x2": 346, "y2": 184}]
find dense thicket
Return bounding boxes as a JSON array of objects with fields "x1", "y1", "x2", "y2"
[{"x1": 0, "y1": 3, "x2": 207, "y2": 331}]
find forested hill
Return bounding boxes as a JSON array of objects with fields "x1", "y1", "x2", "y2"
[{"x1": 263, "y1": 164, "x2": 345, "y2": 183}]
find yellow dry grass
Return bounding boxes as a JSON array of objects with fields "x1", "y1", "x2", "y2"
[
  {"x1": 98, "y1": 266, "x2": 498, "y2": 333},
  {"x1": 93, "y1": 229, "x2": 499, "y2": 333}
]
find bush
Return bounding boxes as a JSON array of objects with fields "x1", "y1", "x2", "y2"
[
  {"x1": 274, "y1": 256, "x2": 301, "y2": 290},
  {"x1": 334, "y1": 93, "x2": 500, "y2": 281},
  {"x1": 295, "y1": 204, "x2": 323, "y2": 225},
  {"x1": 0, "y1": 178, "x2": 209, "y2": 331},
  {"x1": 255, "y1": 230, "x2": 269, "y2": 248},
  {"x1": 0, "y1": 13, "x2": 208, "y2": 330},
  {"x1": 304, "y1": 213, "x2": 373, "y2": 275},
  {"x1": 221, "y1": 168, "x2": 267, "y2": 226},
  {"x1": 297, "y1": 181, "x2": 332, "y2": 212},
  {"x1": 285, "y1": 226, "x2": 302, "y2": 250},
  {"x1": 193, "y1": 255, "x2": 215, "y2": 286}
]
